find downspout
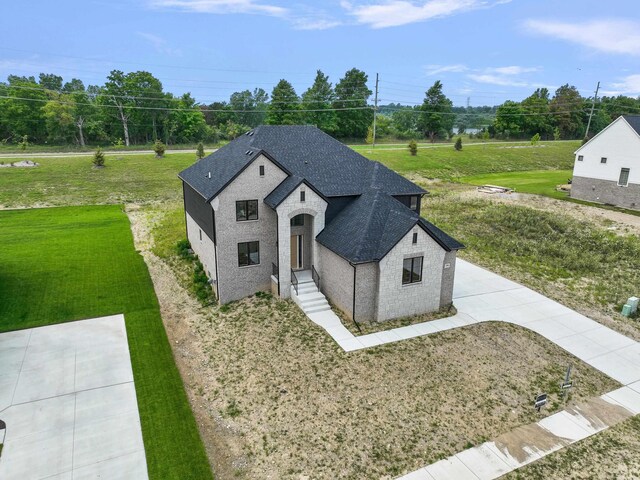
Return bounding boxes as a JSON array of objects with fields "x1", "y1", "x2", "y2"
[
  {"x1": 351, "y1": 263, "x2": 362, "y2": 334},
  {"x1": 181, "y1": 182, "x2": 188, "y2": 240},
  {"x1": 276, "y1": 214, "x2": 280, "y2": 297}
]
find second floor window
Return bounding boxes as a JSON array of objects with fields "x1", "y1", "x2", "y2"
[
  {"x1": 577, "y1": 155, "x2": 584, "y2": 161},
  {"x1": 410, "y1": 196, "x2": 419, "y2": 211},
  {"x1": 601, "y1": 157, "x2": 607, "y2": 164},
  {"x1": 300, "y1": 190, "x2": 306, "y2": 202},
  {"x1": 236, "y1": 200, "x2": 258, "y2": 221},
  {"x1": 291, "y1": 214, "x2": 304, "y2": 226}
]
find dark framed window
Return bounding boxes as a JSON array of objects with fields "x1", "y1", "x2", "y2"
[
  {"x1": 619, "y1": 168, "x2": 630, "y2": 186},
  {"x1": 402, "y1": 256, "x2": 423, "y2": 285},
  {"x1": 577, "y1": 155, "x2": 584, "y2": 161},
  {"x1": 412, "y1": 232, "x2": 418, "y2": 244},
  {"x1": 410, "y1": 196, "x2": 419, "y2": 211},
  {"x1": 259, "y1": 165, "x2": 265, "y2": 176},
  {"x1": 236, "y1": 200, "x2": 258, "y2": 221},
  {"x1": 199, "y1": 229, "x2": 202, "y2": 241},
  {"x1": 238, "y1": 241, "x2": 260, "y2": 267},
  {"x1": 601, "y1": 157, "x2": 607, "y2": 164},
  {"x1": 290, "y1": 214, "x2": 304, "y2": 227},
  {"x1": 300, "y1": 190, "x2": 306, "y2": 202}
]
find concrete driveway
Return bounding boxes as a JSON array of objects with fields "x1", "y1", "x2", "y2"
[{"x1": 0, "y1": 314, "x2": 148, "y2": 480}]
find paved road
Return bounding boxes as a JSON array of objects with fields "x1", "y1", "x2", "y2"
[
  {"x1": 0, "y1": 149, "x2": 205, "y2": 159},
  {"x1": 0, "y1": 315, "x2": 148, "y2": 480}
]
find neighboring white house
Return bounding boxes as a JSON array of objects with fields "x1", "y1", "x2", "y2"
[{"x1": 571, "y1": 115, "x2": 640, "y2": 210}]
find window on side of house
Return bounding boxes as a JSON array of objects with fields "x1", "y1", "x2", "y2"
[
  {"x1": 300, "y1": 190, "x2": 306, "y2": 202},
  {"x1": 236, "y1": 200, "x2": 258, "y2": 221},
  {"x1": 238, "y1": 241, "x2": 260, "y2": 267},
  {"x1": 619, "y1": 168, "x2": 630, "y2": 187},
  {"x1": 410, "y1": 196, "x2": 419, "y2": 211},
  {"x1": 199, "y1": 229, "x2": 202, "y2": 241},
  {"x1": 412, "y1": 232, "x2": 418, "y2": 244},
  {"x1": 577, "y1": 155, "x2": 584, "y2": 161},
  {"x1": 259, "y1": 165, "x2": 265, "y2": 176},
  {"x1": 601, "y1": 157, "x2": 607, "y2": 164},
  {"x1": 290, "y1": 214, "x2": 304, "y2": 227},
  {"x1": 402, "y1": 256, "x2": 423, "y2": 285}
]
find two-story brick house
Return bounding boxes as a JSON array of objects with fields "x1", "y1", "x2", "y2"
[{"x1": 179, "y1": 125, "x2": 464, "y2": 323}]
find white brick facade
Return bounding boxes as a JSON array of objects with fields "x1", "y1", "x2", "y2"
[
  {"x1": 186, "y1": 212, "x2": 218, "y2": 296},
  {"x1": 376, "y1": 226, "x2": 446, "y2": 321}
]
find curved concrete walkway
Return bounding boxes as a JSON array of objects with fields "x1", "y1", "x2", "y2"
[{"x1": 305, "y1": 259, "x2": 640, "y2": 479}]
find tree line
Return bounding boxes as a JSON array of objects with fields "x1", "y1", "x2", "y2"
[{"x1": 1, "y1": 68, "x2": 639, "y2": 147}]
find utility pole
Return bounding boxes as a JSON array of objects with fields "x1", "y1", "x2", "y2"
[
  {"x1": 372, "y1": 73, "x2": 379, "y2": 148},
  {"x1": 584, "y1": 81, "x2": 600, "y2": 141}
]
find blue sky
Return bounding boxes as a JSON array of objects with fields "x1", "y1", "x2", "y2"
[{"x1": 1, "y1": 0, "x2": 638, "y2": 106}]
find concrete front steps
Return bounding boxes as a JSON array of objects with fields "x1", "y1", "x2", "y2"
[{"x1": 291, "y1": 280, "x2": 332, "y2": 314}]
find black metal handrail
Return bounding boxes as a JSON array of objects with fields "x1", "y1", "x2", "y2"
[
  {"x1": 291, "y1": 268, "x2": 299, "y2": 295},
  {"x1": 311, "y1": 264, "x2": 320, "y2": 291},
  {"x1": 272, "y1": 262, "x2": 279, "y2": 279}
]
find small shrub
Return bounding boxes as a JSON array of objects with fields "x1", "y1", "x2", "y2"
[
  {"x1": 531, "y1": 133, "x2": 541, "y2": 145},
  {"x1": 454, "y1": 137, "x2": 462, "y2": 151},
  {"x1": 153, "y1": 139, "x2": 166, "y2": 158},
  {"x1": 93, "y1": 147, "x2": 105, "y2": 167},
  {"x1": 112, "y1": 138, "x2": 125, "y2": 149},
  {"x1": 176, "y1": 239, "x2": 194, "y2": 260},
  {"x1": 19, "y1": 135, "x2": 29, "y2": 151},
  {"x1": 553, "y1": 127, "x2": 561, "y2": 141},
  {"x1": 365, "y1": 125, "x2": 374, "y2": 144},
  {"x1": 196, "y1": 142, "x2": 205, "y2": 160},
  {"x1": 224, "y1": 399, "x2": 241, "y2": 418},
  {"x1": 408, "y1": 140, "x2": 417, "y2": 156}
]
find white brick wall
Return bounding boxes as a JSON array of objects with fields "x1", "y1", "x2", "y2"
[
  {"x1": 186, "y1": 212, "x2": 218, "y2": 295},
  {"x1": 376, "y1": 226, "x2": 445, "y2": 321},
  {"x1": 276, "y1": 183, "x2": 327, "y2": 299}
]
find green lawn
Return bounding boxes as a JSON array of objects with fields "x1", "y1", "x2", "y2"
[
  {"x1": 354, "y1": 141, "x2": 579, "y2": 179},
  {"x1": 461, "y1": 169, "x2": 573, "y2": 199},
  {"x1": 0, "y1": 152, "x2": 195, "y2": 207},
  {"x1": 0, "y1": 205, "x2": 213, "y2": 480}
]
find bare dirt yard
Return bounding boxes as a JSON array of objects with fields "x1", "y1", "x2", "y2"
[{"x1": 127, "y1": 205, "x2": 619, "y2": 480}]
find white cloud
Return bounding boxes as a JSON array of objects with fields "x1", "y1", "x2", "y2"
[
  {"x1": 490, "y1": 65, "x2": 539, "y2": 75},
  {"x1": 342, "y1": 0, "x2": 511, "y2": 29},
  {"x1": 148, "y1": 0, "x2": 288, "y2": 17},
  {"x1": 136, "y1": 32, "x2": 182, "y2": 56},
  {"x1": 603, "y1": 74, "x2": 640, "y2": 96},
  {"x1": 467, "y1": 73, "x2": 528, "y2": 87},
  {"x1": 424, "y1": 64, "x2": 468, "y2": 76},
  {"x1": 524, "y1": 18, "x2": 640, "y2": 56}
]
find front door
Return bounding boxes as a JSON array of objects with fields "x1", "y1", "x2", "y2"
[{"x1": 290, "y1": 235, "x2": 303, "y2": 270}]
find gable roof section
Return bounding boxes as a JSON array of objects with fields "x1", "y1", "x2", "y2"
[
  {"x1": 179, "y1": 125, "x2": 426, "y2": 200},
  {"x1": 263, "y1": 175, "x2": 328, "y2": 209},
  {"x1": 316, "y1": 192, "x2": 464, "y2": 264},
  {"x1": 575, "y1": 115, "x2": 640, "y2": 154}
]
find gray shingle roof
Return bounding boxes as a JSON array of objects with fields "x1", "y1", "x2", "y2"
[
  {"x1": 624, "y1": 115, "x2": 640, "y2": 136},
  {"x1": 316, "y1": 192, "x2": 464, "y2": 264},
  {"x1": 179, "y1": 125, "x2": 425, "y2": 200}
]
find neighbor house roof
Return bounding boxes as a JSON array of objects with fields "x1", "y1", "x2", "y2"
[
  {"x1": 624, "y1": 115, "x2": 640, "y2": 136},
  {"x1": 316, "y1": 191, "x2": 463, "y2": 264},
  {"x1": 179, "y1": 125, "x2": 426, "y2": 200}
]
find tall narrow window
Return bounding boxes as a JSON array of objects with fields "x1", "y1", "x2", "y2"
[
  {"x1": 259, "y1": 165, "x2": 265, "y2": 176},
  {"x1": 199, "y1": 229, "x2": 202, "y2": 241},
  {"x1": 236, "y1": 200, "x2": 258, "y2": 221},
  {"x1": 412, "y1": 232, "x2": 418, "y2": 244},
  {"x1": 238, "y1": 241, "x2": 260, "y2": 267},
  {"x1": 300, "y1": 190, "x2": 306, "y2": 202},
  {"x1": 410, "y1": 196, "x2": 418, "y2": 211},
  {"x1": 619, "y1": 168, "x2": 630, "y2": 187},
  {"x1": 402, "y1": 256, "x2": 423, "y2": 285}
]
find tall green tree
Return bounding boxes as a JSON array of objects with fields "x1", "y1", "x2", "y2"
[
  {"x1": 418, "y1": 80, "x2": 454, "y2": 142},
  {"x1": 266, "y1": 79, "x2": 300, "y2": 125},
  {"x1": 550, "y1": 84, "x2": 584, "y2": 139},
  {"x1": 493, "y1": 101, "x2": 525, "y2": 138},
  {"x1": 229, "y1": 88, "x2": 268, "y2": 127},
  {"x1": 334, "y1": 68, "x2": 372, "y2": 138},
  {"x1": 521, "y1": 88, "x2": 553, "y2": 138},
  {"x1": 0, "y1": 77, "x2": 48, "y2": 143},
  {"x1": 301, "y1": 70, "x2": 338, "y2": 134},
  {"x1": 43, "y1": 93, "x2": 76, "y2": 143},
  {"x1": 38, "y1": 73, "x2": 63, "y2": 91}
]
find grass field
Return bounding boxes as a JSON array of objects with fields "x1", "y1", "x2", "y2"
[
  {"x1": 0, "y1": 206, "x2": 213, "y2": 480},
  {"x1": 461, "y1": 170, "x2": 573, "y2": 199},
  {"x1": 354, "y1": 141, "x2": 578, "y2": 179}
]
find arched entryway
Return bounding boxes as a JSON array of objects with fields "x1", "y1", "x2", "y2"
[{"x1": 289, "y1": 213, "x2": 314, "y2": 271}]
